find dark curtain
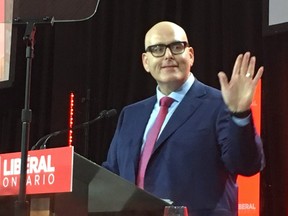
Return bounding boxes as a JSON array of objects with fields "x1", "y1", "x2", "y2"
[
  {"x1": 261, "y1": 32, "x2": 288, "y2": 216},
  {"x1": 0, "y1": 0, "x2": 287, "y2": 215}
]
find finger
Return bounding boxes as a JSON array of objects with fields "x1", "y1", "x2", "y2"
[
  {"x1": 252, "y1": 66, "x2": 264, "y2": 85},
  {"x1": 218, "y1": 72, "x2": 229, "y2": 90},
  {"x1": 246, "y1": 56, "x2": 256, "y2": 78},
  {"x1": 231, "y1": 54, "x2": 243, "y2": 77},
  {"x1": 240, "y1": 52, "x2": 251, "y2": 76}
]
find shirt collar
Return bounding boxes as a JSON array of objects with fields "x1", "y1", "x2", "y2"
[{"x1": 156, "y1": 72, "x2": 195, "y2": 103}]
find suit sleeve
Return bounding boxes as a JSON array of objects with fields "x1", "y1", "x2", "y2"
[{"x1": 217, "y1": 107, "x2": 265, "y2": 176}]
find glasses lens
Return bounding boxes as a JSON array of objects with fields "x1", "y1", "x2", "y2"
[
  {"x1": 170, "y1": 42, "x2": 186, "y2": 54},
  {"x1": 149, "y1": 45, "x2": 166, "y2": 57}
]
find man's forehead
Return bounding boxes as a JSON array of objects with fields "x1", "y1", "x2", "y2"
[{"x1": 145, "y1": 30, "x2": 187, "y2": 46}]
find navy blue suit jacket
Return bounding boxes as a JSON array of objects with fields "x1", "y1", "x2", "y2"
[{"x1": 102, "y1": 79, "x2": 264, "y2": 216}]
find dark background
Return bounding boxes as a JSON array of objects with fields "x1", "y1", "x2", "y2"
[{"x1": 0, "y1": 0, "x2": 288, "y2": 215}]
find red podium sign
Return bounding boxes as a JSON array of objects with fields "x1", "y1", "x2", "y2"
[{"x1": 0, "y1": 146, "x2": 73, "y2": 196}]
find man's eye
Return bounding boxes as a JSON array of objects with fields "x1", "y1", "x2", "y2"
[
  {"x1": 172, "y1": 44, "x2": 183, "y2": 51},
  {"x1": 152, "y1": 46, "x2": 164, "y2": 52}
]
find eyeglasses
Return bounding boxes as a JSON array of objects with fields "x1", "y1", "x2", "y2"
[{"x1": 145, "y1": 41, "x2": 189, "y2": 57}]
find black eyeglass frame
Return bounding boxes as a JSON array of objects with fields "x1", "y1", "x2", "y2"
[{"x1": 145, "y1": 41, "x2": 190, "y2": 57}]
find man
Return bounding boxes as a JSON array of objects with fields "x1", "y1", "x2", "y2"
[{"x1": 102, "y1": 21, "x2": 265, "y2": 216}]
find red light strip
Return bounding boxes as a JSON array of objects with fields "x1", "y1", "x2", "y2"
[
  {"x1": 68, "y1": 92, "x2": 74, "y2": 146},
  {"x1": 238, "y1": 80, "x2": 261, "y2": 216}
]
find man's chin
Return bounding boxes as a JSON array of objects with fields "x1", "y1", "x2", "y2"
[{"x1": 158, "y1": 76, "x2": 185, "y2": 86}]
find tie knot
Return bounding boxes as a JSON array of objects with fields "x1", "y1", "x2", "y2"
[{"x1": 160, "y1": 96, "x2": 174, "y2": 108}]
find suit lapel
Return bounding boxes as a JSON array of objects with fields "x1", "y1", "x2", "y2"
[
  {"x1": 132, "y1": 97, "x2": 157, "y2": 143},
  {"x1": 128, "y1": 96, "x2": 156, "y2": 176},
  {"x1": 154, "y1": 80, "x2": 207, "y2": 151}
]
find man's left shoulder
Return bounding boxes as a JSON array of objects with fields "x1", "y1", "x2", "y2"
[{"x1": 195, "y1": 80, "x2": 222, "y2": 99}]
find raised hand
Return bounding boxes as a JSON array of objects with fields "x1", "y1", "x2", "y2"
[{"x1": 217, "y1": 52, "x2": 264, "y2": 112}]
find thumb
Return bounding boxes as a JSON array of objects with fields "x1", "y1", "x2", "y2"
[{"x1": 218, "y1": 72, "x2": 228, "y2": 90}]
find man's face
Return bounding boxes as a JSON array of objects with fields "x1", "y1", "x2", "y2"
[{"x1": 142, "y1": 25, "x2": 194, "y2": 93}]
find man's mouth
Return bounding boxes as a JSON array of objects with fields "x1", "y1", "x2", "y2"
[{"x1": 161, "y1": 65, "x2": 178, "y2": 68}]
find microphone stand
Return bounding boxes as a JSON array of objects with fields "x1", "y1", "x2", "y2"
[
  {"x1": 30, "y1": 109, "x2": 117, "y2": 151},
  {"x1": 14, "y1": 17, "x2": 54, "y2": 216}
]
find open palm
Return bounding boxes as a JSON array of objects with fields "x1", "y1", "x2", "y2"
[{"x1": 218, "y1": 52, "x2": 264, "y2": 112}]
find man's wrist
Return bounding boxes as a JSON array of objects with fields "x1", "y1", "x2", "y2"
[{"x1": 230, "y1": 109, "x2": 251, "y2": 118}]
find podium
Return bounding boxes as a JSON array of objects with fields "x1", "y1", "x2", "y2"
[{"x1": 0, "y1": 147, "x2": 169, "y2": 216}]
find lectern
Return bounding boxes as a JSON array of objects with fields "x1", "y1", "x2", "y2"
[{"x1": 0, "y1": 147, "x2": 169, "y2": 216}]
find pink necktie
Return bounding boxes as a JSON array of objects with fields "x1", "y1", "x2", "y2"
[{"x1": 137, "y1": 96, "x2": 174, "y2": 189}]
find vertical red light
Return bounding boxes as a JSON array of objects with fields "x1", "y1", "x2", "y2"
[
  {"x1": 68, "y1": 92, "x2": 74, "y2": 146},
  {"x1": 238, "y1": 80, "x2": 261, "y2": 216}
]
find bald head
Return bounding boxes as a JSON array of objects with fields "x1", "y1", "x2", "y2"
[
  {"x1": 142, "y1": 21, "x2": 194, "y2": 95},
  {"x1": 144, "y1": 21, "x2": 189, "y2": 49}
]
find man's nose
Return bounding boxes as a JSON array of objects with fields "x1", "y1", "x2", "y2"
[{"x1": 164, "y1": 47, "x2": 173, "y2": 58}]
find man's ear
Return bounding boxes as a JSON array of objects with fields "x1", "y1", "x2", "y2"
[
  {"x1": 142, "y1": 53, "x2": 150, "y2": 72},
  {"x1": 189, "y1": 47, "x2": 195, "y2": 67}
]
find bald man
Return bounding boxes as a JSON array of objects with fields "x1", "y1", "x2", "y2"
[{"x1": 102, "y1": 21, "x2": 265, "y2": 216}]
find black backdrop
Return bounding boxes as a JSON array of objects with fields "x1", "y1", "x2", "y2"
[{"x1": 0, "y1": 0, "x2": 288, "y2": 215}]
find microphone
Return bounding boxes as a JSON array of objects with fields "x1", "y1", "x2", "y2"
[{"x1": 31, "y1": 109, "x2": 117, "y2": 150}]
